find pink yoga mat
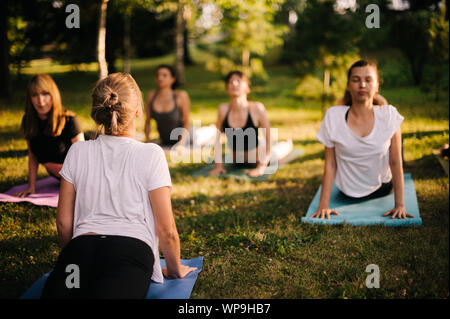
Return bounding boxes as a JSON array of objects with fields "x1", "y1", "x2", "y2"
[{"x1": 0, "y1": 177, "x2": 60, "y2": 208}]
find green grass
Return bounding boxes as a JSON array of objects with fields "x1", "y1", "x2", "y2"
[{"x1": 0, "y1": 50, "x2": 448, "y2": 299}]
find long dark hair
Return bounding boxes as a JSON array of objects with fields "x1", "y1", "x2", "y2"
[
  {"x1": 342, "y1": 59, "x2": 383, "y2": 106},
  {"x1": 224, "y1": 70, "x2": 251, "y2": 89},
  {"x1": 155, "y1": 64, "x2": 178, "y2": 90}
]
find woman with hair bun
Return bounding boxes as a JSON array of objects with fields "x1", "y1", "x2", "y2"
[
  {"x1": 15, "y1": 74, "x2": 84, "y2": 198},
  {"x1": 42, "y1": 73, "x2": 196, "y2": 299}
]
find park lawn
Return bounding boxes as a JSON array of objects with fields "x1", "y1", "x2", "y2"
[{"x1": 0, "y1": 53, "x2": 448, "y2": 299}]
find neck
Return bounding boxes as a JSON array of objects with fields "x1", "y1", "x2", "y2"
[
  {"x1": 116, "y1": 120, "x2": 137, "y2": 139},
  {"x1": 350, "y1": 99, "x2": 373, "y2": 116},
  {"x1": 229, "y1": 95, "x2": 249, "y2": 111},
  {"x1": 158, "y1": 86, "x2": 173, "y2": 94}
]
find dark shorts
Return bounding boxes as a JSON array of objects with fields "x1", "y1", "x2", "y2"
[
  {"x1": 41, "y1": 235, "x2": 154, "y2": 299},
  {"x1": 340, "y1": 181, "x2": 393, "y2": 201}
]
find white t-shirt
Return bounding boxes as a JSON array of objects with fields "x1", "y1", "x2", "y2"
[
  {"x1": 316, "y1": 105, "x2": 404, "y2": 198},
  {"x1": 59, "y1": 134, "x2": 172, "y2": 283}
]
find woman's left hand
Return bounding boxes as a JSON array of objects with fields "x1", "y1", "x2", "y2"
[{"x1": 383, "y1": 205, "x2": 414, "y2": 219}]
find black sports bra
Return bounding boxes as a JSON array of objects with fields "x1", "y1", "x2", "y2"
[
  {"x1": 222, "y1": 108, "x2": 259, "y2": 152},
  {"x1": 149, "y1": 91, "x2": 183, "y2": 146}
]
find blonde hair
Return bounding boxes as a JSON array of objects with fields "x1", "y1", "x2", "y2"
[
  {"x1": 22, "y1": 74, "x2": 74, "y2": 139},
  {"x1": 91, "y1": 73, "x2": 143, "y2": 136}
]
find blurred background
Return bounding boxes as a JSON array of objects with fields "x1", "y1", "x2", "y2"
[{"x1": 0, "y1": 0, "x2": 448, "y2": 105}]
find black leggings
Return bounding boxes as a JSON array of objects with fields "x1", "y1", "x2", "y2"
[
  {"x1": 341, "y1": 181, "x2": 393, "y2": 201},
  {"x1": 42, "y1": 235, "x2": 154, "y2": 299}
]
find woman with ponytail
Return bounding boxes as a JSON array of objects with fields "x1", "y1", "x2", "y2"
[
  {"x1": 311, "y1": 60, "x2": 413, "y2": 220},
  {"x1": 42, "y1": 73, "x2": 196, "y2": 299}
]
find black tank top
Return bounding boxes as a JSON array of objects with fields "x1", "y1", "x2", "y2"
[
  {"x1": 222, "y1": 108, "x2": 259, "y2": 152},
  {"x1": 150, "y1": 91, "x2": 183, "y2": 146}
]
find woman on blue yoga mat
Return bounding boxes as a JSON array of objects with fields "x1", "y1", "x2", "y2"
[
  {"x1": 41, "y1": 73, "x2": 196, "y2": 299},
  {"x1": 209, "y1": 71, "x2": 293, "y2": 177},
  {"x1": 311, "y1": 59, "x2": 414, "y2": 220},
  {"x1": 15, "y1": 74, "x2": 84, "y2": 198}
]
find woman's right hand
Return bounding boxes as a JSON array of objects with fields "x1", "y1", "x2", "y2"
[
  {"x1": 310, "y1": 208, "x2": 339, "y2": 220},
  {"x1": 209, "y1": 165, "x2": 226, "y2": 176},
  {"x1": 14, "y1": 186, "x2": 35, "y2": 198},
  {"x1": 163, "y1": 264, "x2": 198, "y2": 279}
]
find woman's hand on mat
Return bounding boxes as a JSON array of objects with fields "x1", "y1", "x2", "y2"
[
  {"x1": 14, "y1": 186, "x2": 35, "y2": 198},
  {"x1": 383, "y1": 205, "x2": 414, "y2": 219},
  {"x1": 310, "y1": 208, "x2": 340, "y2": 220},
  {"x1": 163, "y1": 264, "x2": 198, "y2": 279},
  {"x1": 209, "y1": 165, "x2": 226, "y2": 176}
]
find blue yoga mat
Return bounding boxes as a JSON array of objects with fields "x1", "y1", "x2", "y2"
[
  {"x1": 20, "y1": 257, "x2": 203, "y2": 299},
  {"x1": 301, "y1": 173, "x2": 422, "y2": 227}
]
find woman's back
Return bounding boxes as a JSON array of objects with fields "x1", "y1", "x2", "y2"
[{"x1": 60, "y1": 135, "x2": 171, "y2": 283}]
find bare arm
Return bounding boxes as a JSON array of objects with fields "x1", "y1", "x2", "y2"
[
  {"x1": 246, "y1": 102, "x2": 270, "y2": 177},
  {"x1": 15, "y1": 140, "x2": 38, "y2": 198},
  {"x1": 177, "y1": 91, "x2": 191, "y2": 146},
  {"x1": 144, "y1": 91, "x2": 154, "y2": 143},
  {"x1": 56, "y1": 178, "x2": 75, "y2": 248},
  {"x1": 210, "y1": 104, "x2": 228, "y2": 175},
  {"x1": 149, "y1": 186, "x2": 196, "y2": 278},
  {"x1": 383, "y1": 128, "x2": 413, "y2": 219},
  {"x1": 310, "y1": 146, "x2": 340, "y2": 219}
]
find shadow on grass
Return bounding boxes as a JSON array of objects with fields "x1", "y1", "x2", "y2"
[
  {"x1": 403, "y1": 130, "x2": 449, "y2": 139},
  {"x1": 0, "y1": 234, "x2": 58, "y2": 299},
  {"x1": 0, "y1": 149, "x2": 27, "y2": 159}
]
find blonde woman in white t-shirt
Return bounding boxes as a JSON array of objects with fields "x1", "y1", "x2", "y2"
[
  {"x1": 311, "y1": 60, "x2": 413, "y2": 220},
  {"x1": 42, "y1": 73, "x2": 196, "y2": 299}
]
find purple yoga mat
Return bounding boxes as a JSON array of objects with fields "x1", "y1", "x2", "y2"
[{"x1": 0, "y1": 177, "x2": 60, "y2": 208}]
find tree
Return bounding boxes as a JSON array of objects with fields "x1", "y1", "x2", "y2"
[
  {"x1": 283, "y1": 0, "x2": 360, "y2": 113},
  {"x1": 427, "y1": 4, "x2": 449, "y2": 101},
  {"x1": 206, "y1": 0, "x2": 287, "y2": 79},
  {"x1": 390, "y1": 10, "x2": 432, "y2": 85},
  {"x1": 97, "y1": 0, "x2": 109, "y2": 79},
  {"x1": 0, "y1": 0, "x2": 12, "y2": 99}
]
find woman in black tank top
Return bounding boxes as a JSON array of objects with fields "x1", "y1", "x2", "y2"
[
  {"x1": 144, "y1": 65, "x2": 191, "y2": 151},
  {"x1": 209, "y1": 71, "x2": 272, "y2": 177}
]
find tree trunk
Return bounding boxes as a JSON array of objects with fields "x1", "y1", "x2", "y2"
[
  {"x1": 242, "y1": 49, "x2": 250, "y2": 68},
  {"x1": 183, "y1": 27, "x2": 194, "y2": 65},
  {"x1": 0, "y1": 0, "x2": 12, "y2": 99},
  {"x1": 123, "y1": 11, "x2": 131, "y2": 73},
  {"x1": 434, "y1": 66, "x2": 440, "y2": 102},
  {"x1": 175, "y1": 1, "x2": 185, "y2": 86},
  {"x1": 97, "y1": 0, "x2": 109, "y2": 80}
]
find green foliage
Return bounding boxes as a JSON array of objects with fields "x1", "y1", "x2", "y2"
[
  {"x1": 389, "y1": 10, "x2": 433, "y2": 85},
  {"x1": 7, "y1": 16, "x2": 29, "y2": 74},
  {"x1": 426, "y1": 4, "x2": 449, "y2": 101},
  {"x1": 205, "y1": 0, "x2": 288, "y2": 79}
]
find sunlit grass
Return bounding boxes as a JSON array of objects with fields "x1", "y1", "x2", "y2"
[{"x1": 0, "y1": 51, "x2": 448, "y2": 299}]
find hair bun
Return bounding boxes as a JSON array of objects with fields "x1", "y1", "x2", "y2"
[{"x1": 103, "y1": 90, "x2": 119, "y2": 108}]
